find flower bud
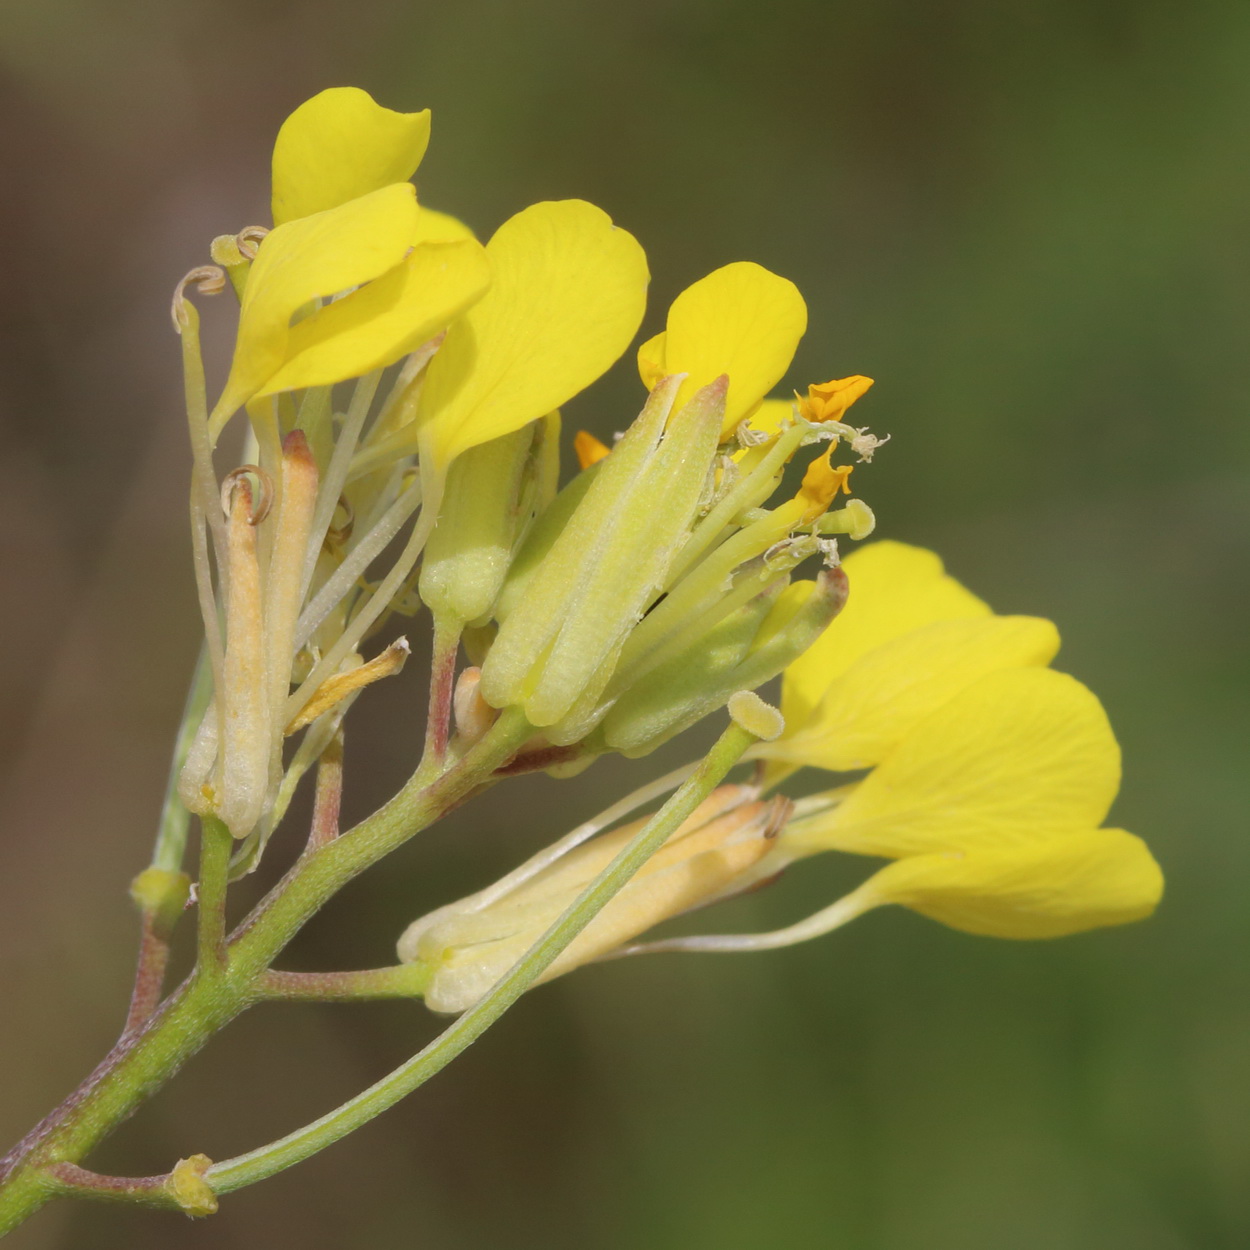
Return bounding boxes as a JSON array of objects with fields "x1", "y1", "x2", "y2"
[
  {"x1": 419, "y1": 422, "x2": 540, "y2": 626},
  {"x1": 398, "y1": 786, "x2": 785, "y2": 1013},
  {"x1": 479, "y1": 374, "x2": 725, "y2": 727}
]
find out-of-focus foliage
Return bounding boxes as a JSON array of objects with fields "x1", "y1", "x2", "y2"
[{"x1": 0, "y1": 1, "x2": 1246, "y2": 1247}]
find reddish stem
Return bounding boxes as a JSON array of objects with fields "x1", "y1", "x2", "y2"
[
  {"x1": 423, "y1": 619, "x2": 460, "y2": 768},
  {"x1": 122, "y1": 915, "x2": 172, "y2": 1036},
  {"x1": 306, "y1": 735, "x2": 344, "y2": 851}
]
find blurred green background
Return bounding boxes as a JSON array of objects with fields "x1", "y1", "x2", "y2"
[{"x1": 0, "y1": 1, "x2": 1247, "y2": 1247}]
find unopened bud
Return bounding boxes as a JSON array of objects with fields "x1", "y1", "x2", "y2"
[
  {"x1": 420, "y1": 423, "x2": 537, "y2": 626},
  {"x1": 452, "y1": 666, "x2": 497, "y2": 746},
  {"x1": 480, "y1": 374, "x2": 726, "y2": 730}
]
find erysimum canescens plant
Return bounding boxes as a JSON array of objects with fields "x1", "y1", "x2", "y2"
[{"x1": 0, "y1": 87, "x2": 1162, "y2": 1233}]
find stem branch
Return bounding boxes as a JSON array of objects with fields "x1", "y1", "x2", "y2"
[{"x1": 206, "y1": 717, "x2": 757, "y2": 1195}]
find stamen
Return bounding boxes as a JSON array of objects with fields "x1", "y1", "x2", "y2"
[
  {"x1": 285, "y1": 637, "x2": 411, "y2": 736},
  {"x1": 611, "y1": 890, "x2": 873, "y2": 956},
  {"x1": 300, "y1": 370, "x2": 382, "y2": 602},
  {"x1": 795, "y1": 450, "x2": 853, "y2": 523},
  {"x1": 293, "y1": 478, "x2": 421, "y2": 650}
]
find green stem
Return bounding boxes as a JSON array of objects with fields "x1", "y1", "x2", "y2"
[
  {"x1": 152, "y1": 646, "x2": 213, "y2": 874},
  {"x1": 206, "y1": 717, "x2": 757, "y2": 1196},
  {"x1": 255, "y1": 965, "x2": 432, "y2": 1003},
  {"x1": 0, "y1": 710, "x2": 531, "y2": 1234},
  {"x1": 196, "y1": 817, "x2": 232, "y2": 976}
]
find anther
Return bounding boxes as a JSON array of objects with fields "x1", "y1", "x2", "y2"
[
  {"x1": 170, "y1": 265, "x2": 226, "y2": 332},
  {"x1": 220, "y1": 465, "x2": 274, "y2": 525}
]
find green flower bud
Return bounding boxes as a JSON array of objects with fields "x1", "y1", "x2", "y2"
[
  {"x1": 419, "y1": 419, "x2": 547, "y2": 627},
  {"x1": 479, "y1": 374, "x2": 726, "y2": 727}
]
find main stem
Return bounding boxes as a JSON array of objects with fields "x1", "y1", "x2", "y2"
[{"x1": 0, "y1": 710, "x2": 530, "y2": 1235}]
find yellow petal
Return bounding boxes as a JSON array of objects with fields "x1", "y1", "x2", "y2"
[
  {"x1": 863, "y1": 829, "x2": 1163, "y2": 938},
  {"x1": 773, "y1": 615, "x2": 1060, "y2": 771},
  {"x1": 741, "y1": 397, "x2": 796, "y2": 440},
  {"x1": 641, "y1": 262, "x2": 807, "y2": 437},
  {"x1": 782, "y1": 541, "x2": 990, "y2": 734},
  {"x1": 413, "y1": 205, "x2": 477, "y2": 243},
  {"x1": 257, "y1": 239, "x2": 490, "y2": 397},
  {"x1": 636, "y1": 330, "x2": 667, "y2": 389},
  {"x1": 416, "y1": 200, "x2": 649, "y2": 471},
  {"x1": 794, "y1": 668, "x2": 1121, "y2": 859},
  {"x1": 212, "y1": 184, "x2": 419, "y2": 432},
  {"x1": 271, "y1": 87, "x2": 430, "y2": 225}
]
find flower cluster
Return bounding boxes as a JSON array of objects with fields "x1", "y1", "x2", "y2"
[{"x1": 173, "y1": 86, "x2": 1159, "y2": 994}]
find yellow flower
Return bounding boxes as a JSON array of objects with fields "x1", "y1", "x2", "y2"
[
  {"x1": 775, "y1": 667, "x2": 1162, "y2": 939},
  {"x1": 270, "y1": 87, "x2": 431, "y2": 225},
  {"x1": 414, "y1": 199, "x2": 649, "y2": 474},
  {"x1": 207, "y1": 89, "x2": 487, "y2": 435},
  {"x1": 752, "y1": 540, "x2": 1063, "y2": 773},
  {"x1": 637, "y1": 261, "x2": 808, "y2": 437},
  {"x1": 209, "y1": 185, "x2": 490, "y2": 435},
  {"x1": 858, "y1": 829, "x2": 1162, "y2": 939},
  {"x1": 629, "y1": 667, "x2": 1161, "y2": 955}
]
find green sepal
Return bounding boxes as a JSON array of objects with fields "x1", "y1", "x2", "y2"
[
  {"x1": 494, "y1": 440, "x2": 598, "y2": 624},
  {"x1": 594, "y1": 583, "x2": 782, "y2": 756},
  {"x1": 522, "y1": 376, "x2": 727, "y2": 727},
  {"x1": 600, "y1": 567, "x2": 849, "y2": 757},
  {"x1": 478, "y1": 375, "x2": 682, "y2": 711}
]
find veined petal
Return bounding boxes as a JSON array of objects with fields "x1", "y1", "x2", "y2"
[
  {"x1": 771, "y1": 615, "x2": 1060, "y2": 771},
  {"x1": 271, "y1": 87, "x2": 430, "y2": 225},
  {"x1": 416, "y1": 199, "x2": 649, "y2": 471},
  {"x1": 862, "y1": 829, "x2": 1164, "y2": 938},
  {"x1": 782, "y1": 541, "x2": 990, "y2": 733},
  {"x1": 639, "y1": 262, "x2": 807, "y2": 436},
  {"x1": 212, "y1": 184, "x2": 419, "y2": 433},
  {"x1": 258, "y1": 239, "x2": 491, "y2": 397},
  {"x1": 791, "y1": 668, "x2": 1121, "y2": 859}
]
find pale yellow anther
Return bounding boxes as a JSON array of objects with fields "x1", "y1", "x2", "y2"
[
  {"x1": 797, "y1": 375, "x2": 874, "y2": 425},
  {"x1": 286, "y1": 638, "x2": 411, "y2": 735},
  {"x1": 574, "y1": 430, "x2": 612, "y2": 470}
]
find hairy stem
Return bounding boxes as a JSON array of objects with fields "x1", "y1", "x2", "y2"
[
  {"x1": 196, "y1": 817, "x2": 232, "y2": 976},
  {"x1": 0, "y1": 710, "x2": 531, "y2": 1234},
  {"x1": 206, "y1": 717, "x2": 758, "y2": 1196}
]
